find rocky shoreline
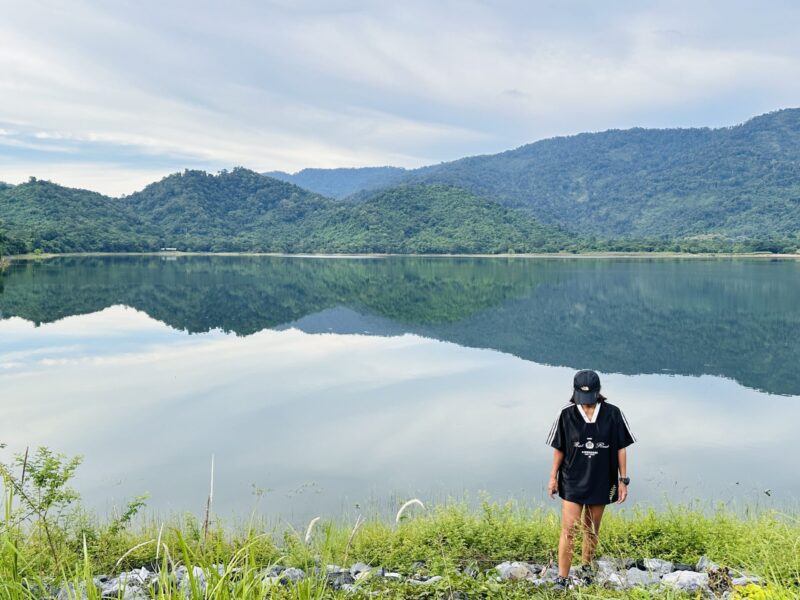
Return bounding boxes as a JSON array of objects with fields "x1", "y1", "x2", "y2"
[{"x1": 49, "y1": 554, "x2": 767, "y2": 599}]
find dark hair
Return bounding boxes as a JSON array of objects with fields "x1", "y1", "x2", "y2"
[{"x1": 569, "y1": 392, "x2": 607, "y2": 404}]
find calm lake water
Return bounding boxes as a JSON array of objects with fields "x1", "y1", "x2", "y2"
[{"x1": 1, "y1": 256, "x2": 798, "y2": 520}]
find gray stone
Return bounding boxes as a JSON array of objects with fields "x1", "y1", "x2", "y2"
[
  {"x1": 643, "y1": 558, "x2": 674, "y2": 575},
  {"x1": 261, "y1": 576, "x2": 282, "y2": 587},
  {"x1": 327, "y1": 571, "x2": 356, "y2": 589},
  {"x1": 539, "y1": 567, "x2": 559, "y2": 582},
  {"x1": 350, "y1": 562, "x2": 372, "y2": 577},
  {"x1": 281, "y1": 567, "x2": 305, "y2": 583},
  {"x1": 408, "y1": 575, "x2": 443, "y2": 585},
  {"x1": 662, "y1": 570, "x2": 710, "y2": 592},
  {"x1": 625, "y1": 567, "x2": 661, "y2": 587},
  {"x1": 731, "y1": 575, "x2": 761, "y2": 587},
  {"x1": 382, "y1": 572, "x2": 402, "y2": 580},
  {"x1": 597, "y1": 571, "x2": 627, "y2": 589},
  {"x1": 326, "y1": 564, "x2": 345, "y2": 573},
  {"x1": 462, "y1": 565, "x2": 479, "y2": 578},
  {"x1": 674, "y1": 562, "x2": 695, "y2": 572},
  {"x1": 101, "y1": 568, "x2": 153, "y2": 599},
  {"x1": 596, "y1": 558, "x2": 622, "y2": 575},
  {"x1": 696, "y1": 555, "x2": 720, "y2": 572},
  {"x1": 495, "y1": 561, "x2": 536, "y2": 582}
]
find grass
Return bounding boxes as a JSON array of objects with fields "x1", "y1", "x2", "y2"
[
  {"x1": 1, "y1": 499, "x2": 799, "y2": 599},
  {"x1": 1, "y1": 447, "x2": 798, "y2": 598}
]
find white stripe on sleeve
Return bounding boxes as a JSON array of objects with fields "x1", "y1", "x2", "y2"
[
  {"x1": 545, "y1": 415, "x2": 559, "y2": 445},
  {"x1": 620, "y1": 409, "x2": 636, "y2": 443}
]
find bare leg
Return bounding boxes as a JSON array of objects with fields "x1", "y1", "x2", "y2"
[
  {"x1": 581, "y1": 504, "x2": 606, "y2": 565},
  {"x1": 558, "y1": 500, "x2": 583, "y2": 577}
]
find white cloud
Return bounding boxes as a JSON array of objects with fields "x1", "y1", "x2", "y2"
[{"x1": 0, "y1": 0, "x2": 799, "y2": 194}]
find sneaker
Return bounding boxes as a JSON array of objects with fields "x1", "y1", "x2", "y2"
[
  {"x1": 578, "y1": 563, "x2": 596, "y2": 585},
  {"x1": 552, "y1": 575, "x2": 571, "y2": 591}
]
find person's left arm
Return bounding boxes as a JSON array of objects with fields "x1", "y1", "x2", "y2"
[
  {"x1": 615, "y1": 408, "x2": 635, "y2": 504},
  {"x1": 617, "y1": 447, "x2": 628, "y2": 504}
]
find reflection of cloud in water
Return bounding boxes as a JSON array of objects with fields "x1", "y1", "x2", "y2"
[{"x1": 1, "y1": 307, "x2": 797, "y2": 520}]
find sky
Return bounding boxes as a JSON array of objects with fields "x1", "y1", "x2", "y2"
[{"x1": 1, "y1": 0, "x2": 799, "y2": 196}]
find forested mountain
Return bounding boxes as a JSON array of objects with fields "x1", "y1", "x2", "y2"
[
  {"x1": 265, "y1": 166, "x2": 407, "y2": 199},
  {"x1": 303, "y1": 109, "x2": 798, "y2": 241},
  {"x1": 0, "y1": 169, "x2": 574, "y2": 254},
  {"x1": 122, "y1": 168, "x2": 334, "y2": 251},
  {"x1": 1, "y1": 109, "x2": 799, "y2": 255},
  {"x1": 292, "y1": 184, "x2": 573, "y2": 253},
  {"x1": 0, "y1": 178, "x2": 158, "y2": 253},
  {"x1": 402, "y1": 109, "x2": 800, "y2": 239}
]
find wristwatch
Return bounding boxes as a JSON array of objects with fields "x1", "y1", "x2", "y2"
[{"x1": 619, "y1": 477, "x2": 630, "y2": 485}]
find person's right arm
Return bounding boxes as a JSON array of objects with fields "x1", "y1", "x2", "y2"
[{"x1": 548, "y1": 448, "x2": 564, "y2": 498}]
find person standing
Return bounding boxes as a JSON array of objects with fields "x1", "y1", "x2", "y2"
[{"x1": 545, "y1": 369, "x2": 636, "y2": 590}]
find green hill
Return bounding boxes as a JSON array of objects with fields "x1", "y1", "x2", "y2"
[
  {"x1": 339, "y1": 109, "x2": 800, "y2": 242},
  {"x1": 298, "y1": 184, "x2": 572, "y2": 253},
  {"x1": 1, "y1": 170, "x2": 572, "y2": 254},
  {"x1": 2, "y1": 108, "x2": 800, "y2": 255},
  {"x1": 0, "y1": 178, "x2": 158, "y2": 253},
  {"x1": 122, "y1": 168, "x2": 335, "y2": 251}
]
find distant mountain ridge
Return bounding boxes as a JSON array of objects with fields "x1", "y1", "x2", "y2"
[
  {"x1": 403, "y1": 108, "x2": 800, "y2": 239},
  {"x1": 269, "y1": 108, "x2": 800, "y2": 241},
  {"x1": 265, "y1": 166, "x2": 407, "y2": 199},
  {"x1": 1, "y1": 108, "x2": 799, "y2": 256},
  {"x1": 0, "y1": 169, "x2": 574, "y2": 254}
]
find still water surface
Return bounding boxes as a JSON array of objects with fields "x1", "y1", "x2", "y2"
[{"x1": 0, "y1": 256, "x2": 798, "y2": 520}]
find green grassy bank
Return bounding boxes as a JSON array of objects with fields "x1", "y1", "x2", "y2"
[{"x1": 1, "y1": 448, "x2": 798, "y2": 598}]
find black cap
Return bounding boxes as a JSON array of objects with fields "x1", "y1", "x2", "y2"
[{"x1": 573, "y1": 369, "x2": 601, "y2": 405}]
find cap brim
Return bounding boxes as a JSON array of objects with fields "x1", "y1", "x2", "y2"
[{"x1": 574, "y1": 390, "x2": 598, "y2": 405}]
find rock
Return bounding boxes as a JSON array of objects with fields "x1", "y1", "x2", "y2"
[
  {"x1": 538, "y1": 567, "x2": 559, "y2": 583},
  {"x1": 597, "y1": 571, "x2": 627, "y2": 589},
  {"x1": 626, "y1": 567, "x2": 661, "y2": 587},
  {"x1": 674, "y1": 562, "x2": 695, "y2": 572},
  {"x1": 261, "y1": 576, "x2": 283, "y2": 587},
  {"x1": 326, "y1": 564, "x2": 345, "y2": 573},
  {"x1": 731, "y1": 575, "x2": 761, "y2": 587},
  {"x1": 350, "y1": 562, "x2": 372, "y2": 577},
  {"x1": 101, "y1": 568, "x2": 153, "y2": 599},
  {"x1": 265, "y1": 565, "x2": 285, "y2": 577},
  {"x1": 696, "y1": 555, "x2": 720, "y2": 572},
  {"x1": 461, "y1": 565, "x2": 479, "y2": 578},
  {"x1": 340, "y1": 583, "x2": 358, "y2": 593},
  {"x1": 596, "y1": 557, "x2": 622, "y2": 575},
  {"x1": 662, "y1": 570, "x2": 710, "y2": 592},
  {"x1": 495, "y1": 561, "x2": 536, "y2": 581},
  {"x1": 327, "y1": 571, "x2": 356, "y2": 589},
  {"x1": 642, "y1": 558, "x2": 674, "y2": 575},
  {"x1": 410, "y1": 560, "x2": 427, "y2": 570},
  {"x1": 408, "y1": 575, "x2": 443, "y2": 585},
  {"x1": 280, "y1": 567, "x2": 305, "y2": 583}
]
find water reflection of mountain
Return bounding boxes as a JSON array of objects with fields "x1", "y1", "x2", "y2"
[{"x1": 1, "y1": 256, "x2": 798, "y2": 396}]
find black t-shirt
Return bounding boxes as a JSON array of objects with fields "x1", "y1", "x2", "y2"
[{"x1": 546, "y1": 401, "x2": 635, "y2": 505}]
